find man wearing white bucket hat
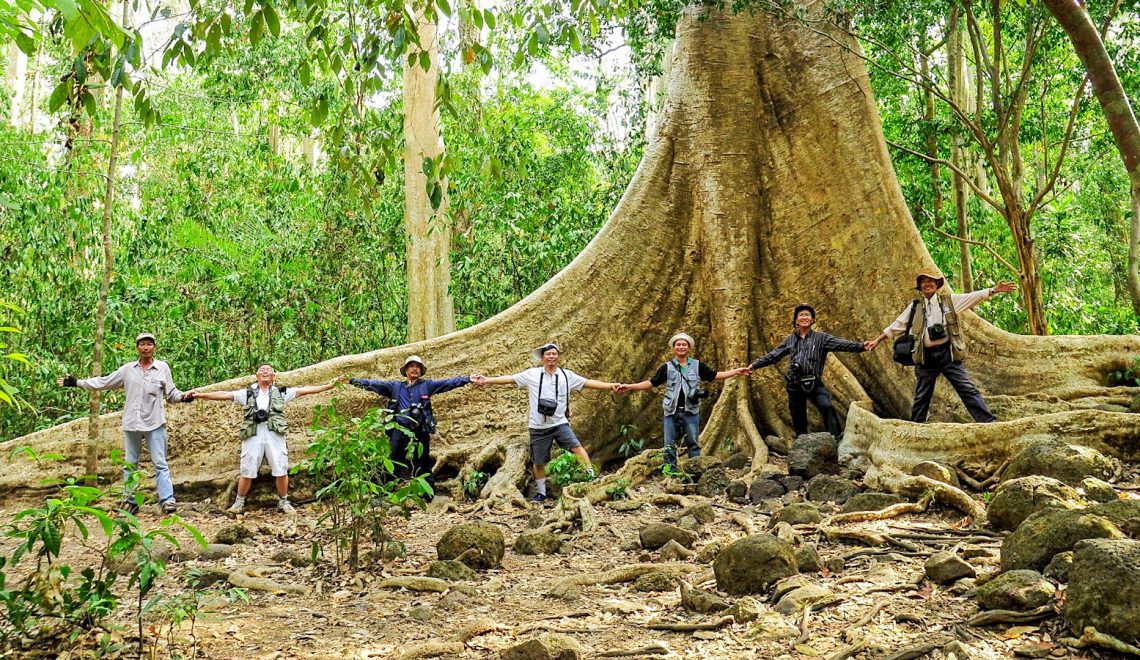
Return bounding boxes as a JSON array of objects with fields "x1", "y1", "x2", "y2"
[
  {"x1": 476, "y1": 343, "x2": 620, "y2": 502},
  {"x1": 617, "y1": 333, "x2": 750, "y2": 475},
  {"x1": 349, "y1": 355, "x2": 478, "y2": 496}
]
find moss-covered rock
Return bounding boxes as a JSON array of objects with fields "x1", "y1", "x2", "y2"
[
  {"x1": 1004, "y1": 441, "x2": 1114, "y2": 486},
  {"x1": 436, "y1": 521, "x2": 505, "y2": 569},
  {"x1": 987, "y1": 476, "x2": 1084, "y2": 532},
  {"x1": 1065, "y1": 539, "x2": 1140, "y2": 643},
  {"x1": 1000, "y1": 507, "x2": 1123, "y2": 572},
  {"x1": 977, "y1": 570, "x2": 1055, "y2": 611},
  {"x1": 713, "y1": 534, "x2": 797, "y2": 595}
]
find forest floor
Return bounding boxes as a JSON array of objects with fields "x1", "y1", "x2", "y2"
[{"x1": 1, "y1": 454, "x2": 1136, "y2": 660}]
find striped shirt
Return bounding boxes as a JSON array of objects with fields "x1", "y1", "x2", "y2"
[{"x1": 749, "y1": 331, "x2": 865, "y2": 386}]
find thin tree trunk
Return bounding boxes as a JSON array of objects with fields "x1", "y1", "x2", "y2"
[
  {"x1": 86, "y1": 1, "x2": 129, "y2": 482},
  {"x1": 5, "y1": 43, "x2": 27, "y2": 127},
  {"x1": 404, "y1": 10, "x2": 455, "y2": 341},
  {"x1": 1041, "y1": 0, "x2": 1140, "y2": 318},
  {"x1": 919, "y1": 39, "x2": 942, "y2": 223},
  {"x1": 948, "y1": 7, "x2": 974, "y2": 291},
  {"x1": 1008, "y1": 204, "x2": 1048, "y2": 335}
]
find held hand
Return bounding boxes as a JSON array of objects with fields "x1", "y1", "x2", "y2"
[
  {"x1": 58, "y1": 375, "x2": 78, "y2": 387},
  {"x1": 993, "y1": 280, "x2": 1017, "y2": 295},
  {"x1": 332, "y1": 376, "x2": 349, "y2": 385},
  {"x1": 863, "y1": 340, "x2": 877, "y2": 352},
  {"x1": 736, "y1": 367, "x2": 752, "y2": 376},
  {"x1": 182, "y1": 391, "x2": 197, "y2": 402},
  {"x1": 611, "y1": 382, "x2": 622, "y2": 394},
  {"x1": 471, "y1": 374, "x2": 487, "y2": 386}
]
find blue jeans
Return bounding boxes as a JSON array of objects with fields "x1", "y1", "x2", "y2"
[
  {"x1": 123, "y1": 425, "x2": 174, "y2": 504},
  {"x1": 663, "y1": 410, "x2": 701, "y2": 468}
]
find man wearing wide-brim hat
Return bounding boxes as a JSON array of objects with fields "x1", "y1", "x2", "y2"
[
  {"x1": 476, "y1": 343, "x2": 620, "y2": 502},
  {"x1": 618, "y1": 333, "x2": 750, "y2": 475},
  {"x1": 57, "y1": 332, "x2": 193, "y2": 515},
  {"x1": 868, "y1": 271, "x2": 1016, "y2": 422},
  {"x1": 350, "y1": 355, "x2": 479, "y2": 496}
]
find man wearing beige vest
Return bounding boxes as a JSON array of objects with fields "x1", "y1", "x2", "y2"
[{"x1": 868, "y1": 272, "x2": 1016, "y2": 423}]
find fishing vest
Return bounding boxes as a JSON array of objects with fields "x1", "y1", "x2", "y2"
[
  {"x1": 241, "y1": 386, "x2": 288, "y2": 439},
  {"x1": 910, "y1": 292, "x2": 966, "y2": 365},
  {"x1": 662, "y1": 358, "x2": 703, "y2": 415}
]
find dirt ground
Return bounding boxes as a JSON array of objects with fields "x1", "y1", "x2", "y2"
[{"x1": 1, "y1": 455, "x2": 1136, "y2": 660}]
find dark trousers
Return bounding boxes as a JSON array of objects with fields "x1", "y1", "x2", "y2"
[
  {"x1": 788, "y1": 383, "x2": 843, "y2": 436},
  {"x1": 911, "y1": 344, "x2": 996, "y2": 423},
  {"x1": 390, "y1": 431, "x2": 435, "y2": 486}
]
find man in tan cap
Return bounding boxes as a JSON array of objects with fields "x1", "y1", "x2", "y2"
[
  {"x1": 349, "y1": 356, "x2": 478, "y2": 497},
  {"x1": 618, "y1": 333, "x2": 750, "y2": 475},
  {"x1": 58, "y1": 332, "x2": 191, "y2": 514},
  {"x1": 868, "y1": 272, "x2": 1016, "y2": 422}
]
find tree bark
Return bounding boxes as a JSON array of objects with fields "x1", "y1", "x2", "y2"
[
  {"x1": 948, "y1": 7, "x2": 974, "y2": 292},
  {"x1": 919, "y1": 38, "x2": 942, "y2": 223},
  {"x1": 1041, "y1": 0, "x2": 1140, "y2": 319},
  {"x1": 5, "y1": 42, "x2": 27, "y2": 127},
  {"x1": 404, "y1": 10, "x2": 455, "y2": 341},
  {"x1": 85, "y1": 1, "x2": 129, "y2": 482},
  {"x1": 8, "y1": 4, "x2": 1140, "y2": 505}
]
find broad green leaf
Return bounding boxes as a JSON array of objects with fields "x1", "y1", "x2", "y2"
[
  {"x1": 48, "y1": 81, "x2": 69, "y2": 113},
  {"x1": 263, "y1": 3, "x2": 280, "y2": 37}
]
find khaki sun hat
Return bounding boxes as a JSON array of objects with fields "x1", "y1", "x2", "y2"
[
  {"x1": 914, "y1": 271, "x2": 946, "y2": 291},
  {"x1": 400, "y1": 355, "x2": 427, "y2": 376},
  {"x1": 669, "y1": 333, "x2": 695, "y2": 350}
]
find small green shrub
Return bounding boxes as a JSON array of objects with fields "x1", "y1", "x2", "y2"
[
  {"x1": 463, "y1": 470, "x2": 488, "y2": 499},
  {"x1": 546, "y1": 450, "x2": 592, "y2": 487},
  {"x1": 606, "y1": 478, "x2": 632, "y2": 501},
  {"x1": 1108, "y1": 355, "x2": 1140, "y2": 386},
  {"x1": 617, "y1": 424, "x2": 646, "y2": 457}
]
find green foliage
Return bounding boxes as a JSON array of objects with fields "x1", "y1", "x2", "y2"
[
  {"x1": 605, "y1": 478, "x2": 631, "y2": 501},
  {"x1": 1108, "y1": 355, "x2": 1140, "y2": 387},
  {"x1": 0, "y1": 302, "x2": 29, "y2": 409},
  {"x1": 0, "y1": 449, "x2": 206, "y2": 653},
  {"x1": 546, "y1": 449, "x2": 593, "y2": 487},
  {"x1": 617, "y1": 424, "x2": 646, "y2": 457},
  {"x1": 148, "y1": 580, "x2": 248, "y2": 659},
  {"x1": 303, "y1": 404, "x2": 430, "y2": 573},
  {"x1": 463, "y1": 470, "x2": 488, "y2": 499}
]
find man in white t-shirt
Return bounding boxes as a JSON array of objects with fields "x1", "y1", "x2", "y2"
[
  {"x1": 188, "y1": 365, "x2": 344, "y2": 514},
  {"x1": 475, "y1": 343, "x2": 620, "y2": 502}
]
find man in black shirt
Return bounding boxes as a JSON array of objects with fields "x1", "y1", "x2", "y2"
[
  {"x1": 619, "y1": 333, "x2": 750, "y2": 473},
  {"x1": 748, "y1": 305, "x2": 872, "y2": 437}
]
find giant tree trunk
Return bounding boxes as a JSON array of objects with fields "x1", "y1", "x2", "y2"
[
  {"x1": 7, "y1": 6, "x2": 1139, "y2": 507},
  {"x1": 404, "y1": 11, "x2": 455, "y2": 341}
]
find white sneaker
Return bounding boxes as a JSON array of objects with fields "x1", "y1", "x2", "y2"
[
  {"x1": 226, "y1": 500, "x2": 245, "y2": 515},
  {"x1": 277, "y1": 498, "x2": 295, "y2": 514}
]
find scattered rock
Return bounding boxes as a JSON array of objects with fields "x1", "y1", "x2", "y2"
[
  {"x1": 640, "y1": 523, "x2": 698, "y2": 550},
  {"x1": 680, "y1": 455, "x2": 723, "y2": 481},
  {"x1": 426, "y1": 559, "x2": 478, "y2": 582},
  {"x1": 213, "y1": 525, "x2": 254, "y2": 546},
  {"x1": 909, "y1": 461, "x2": 959, "y2": 486},
  {"x1": 806, "y1": 475, "x2": 859, "y2": 504},
  {"x1": 270, "y1": 548, "x2": 313, "y2": 566},
  {"x1": 764, "y1": 434, "x2": 792, "y2": 455},
  {"x1": 500, "y1": 633, "x2": 584, "y2": 660},
  {"x1": 768, "y1": 503, "x2": 822, "y2": 527},
  {"x1": 724, "y1": 453, "x2": 752, "y2": 470},
  {"x1": 675, "y1": 502, "x2": 716, "y2": 525},
  {"x1": 527, "y1": 512, "x2": 546, "y2": 528},
  {"x1": 771, "y1": 575, "x2": 811, "y2": 602},
  {"x1": 749, "y1": 479, "x2": 786, "y2": 502},
  {"x1": 948, "y1": 577, "x2": 977, "y2": 597},
  {"x1": 1089, "y1": 498, "x2": 1140, "y2": 527},
  {"x1": 680, "y1": 581, "x2": 729, "y2": 613},
  {"x1": 677, "y1": 515, "x2": 700, "y2": 532},
  {"x1": 698, "y1": 467, "x2": 731, "y2": 498},
  {"x1": 1065, "y1": 539, "x2": 1140, "y2": 644},
  {"x1": 777, "y1": 475, "x2": 805, "y2": 492},
  {"x1": 771, "y1": 522, "x2": 800, "y2": 545},
  {"x1": 963, "y1": 547, "x2": 995, "y2": 560},
  {"x1": 696, "y1": 541, "x2": 724, "y2": 564},
  {"x1": 190, "y1": 543, "x2": 235, "y2": 561},
  {"x1": 607, "y1": 500, "x2": 643, "y2": 512},
  {"x1": 546, "y1": 582, "x2": 581, "y2": 601},
  {"x1": 727, "y1": 596, "x2": 763, "y2": 623},
  {"x1": 924, "y1": 551, "x2": 976, "y2": 584},
  {"x1": 988, "y1": 476, "x2": 1085, "y2": 532},
  {"x1": 514, "y1": 530, "x2": 562, "y2": 556},
  {"x1": 601, "y1": 599, "x2": 646, "y2": 615},
  {"x1": 1004, "y1": 440, "x2": 1115, "y2": 486},
  {"x1": 714, "y1": 535, "x2": 798, "y2": 595},
  {"x1": 437, "y1": 521, "x2": 506, "y2": 570},
  {"x1": 795, "y1": 544, "x2": 824, "y2": 573},
  {"x1": 409, "y1": 605, "x2": 433, "y2": 622},
  {"x1": 1043, "y1": 551, "x2": 1073, "y2": 582},
  {"x1": 840, "y1": 492, "x2": 905, "y2": 513},
  {"x1": 727, "y1": 479, "x2": 749, "y2": 503},
  {"x1": 659, "y1": 539, "x2": 695, "y2": 562},
  {"x1": 825, "y1": 556, "x2": 845, "y2": 574},
  {"x1": 1001, "y1": 508, "x2": 1123, "y2": 571},
  {"x1": 977, "y1": 569, "x2": 1055, "y2": 612},
  {"x1": 746, "y1": 611, "x2": 799, "y2": 640},
  {"x1": 1080, "y1": 477, "x2": 1117, "y2": 503},
  {"x1": 439, "y1": 589, "x2": 471, "y2": 611},
  {"x1": 619, "y1": 538, "x2": 641, "y2": 552},
  {"x1": 788, "y1": 432, "x2": 838, "y2": 479},
  {"x1": 633, "y1": 571, "x2": 679, "y2": 592},
  {"x1": 759, "y1": 464, "x2": 788, "y2": 479},
  {"x1": 774, "y1": 584, "x2": 834, "y2": 614}
]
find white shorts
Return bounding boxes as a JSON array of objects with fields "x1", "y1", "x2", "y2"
[{"x1": 240, "y1": 434, "x2": 289, "y2": 478}]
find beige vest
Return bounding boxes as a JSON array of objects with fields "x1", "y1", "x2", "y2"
[{"x1": 910, "y1": 291, "x2": 966, "y2": 365}]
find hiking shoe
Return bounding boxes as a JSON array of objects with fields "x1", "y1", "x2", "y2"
[
  {"x1": 120, "y1": 500, "x2": 140, "y2": 515},
  {"x1": 226, "y1": 500, "x2": 245, "y2": 515},
  {"x1": 277, "y1": 498, "x2": 296, "y2": 514},
  {"x1": 160, "y1": 499, "x2": 177, "y2": 514},
  {"x1": 531, "y1": 493, "x2": 547, "y2": 503}
]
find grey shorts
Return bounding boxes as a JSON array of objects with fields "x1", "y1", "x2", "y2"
[{"x1": 528, "y1": 424, "x2": 581, "y2": 466}]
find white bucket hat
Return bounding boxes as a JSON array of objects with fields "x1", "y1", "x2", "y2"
[
  {"x1": 400, "y1": 355, "x2": 427, "y2": 376},
  {"x1": 531, "y1": 343, "x2": 561, "y2": 362},
  {"x1": 669, "y1": 333, "x2": 695, "y2": 350}
]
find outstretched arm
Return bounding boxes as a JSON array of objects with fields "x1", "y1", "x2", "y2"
[
  {"x1": 621, "y1": 380, "x2": 654, "y2": 392},
  {"x1": 423, "y1": 375, "x2": 473, "y2": 395},
  {"x1": 748, "y1": 337, "x2": 793, "y2": 370},
  {"x1": 476, "y1": 375, "x2": 517, "y2": 386},
  {"x1": 185, "y1": 390, "x2": 235, "y2": 402},
  {"x1": 714, "y1": 367, "x2": 751, "y2": 380},
  {"x1": 294, "y1": 377, "x2": 347, "y2": 397},
  {"x1": 583, "y1": 379, "x2": 620, "y2": 393},
  {"x1": 349, "y1": 378, "x2": 394, "y2": 397},
  {"x1": 60, "y1": 365, "x2": 127, "y2": 391},
  {"x1": 822, "y1": 334, "x2": 867, "y2": 353}
]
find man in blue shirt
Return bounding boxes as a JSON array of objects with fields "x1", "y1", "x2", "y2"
[{"x1": 350, "y1": 355, "x2": 476, "y2": 495}]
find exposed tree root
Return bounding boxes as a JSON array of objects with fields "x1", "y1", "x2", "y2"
[
  {"x1": 456, "y1": 617, "x2": 504, "y2": 643},
  {"x1": 823, "y1": 494, "x2": 933, "y2": 526},
  {"x1": 538, "y1": 494, "x2": 598, "y2": 534},
  {"x1": 863, "y1": 465, "x2": 985, "y2": 521},
  {"x1": 827, "y1": 640, "x2": 869, "y2": 660},
  {"x1": 391, "y1": 641, "x2": 466, "y2": 659},
  {"x1": 646, "y1": 616, "x2": 733, "y2": 632},
  {"x1": 702, "y1": 379, "x2": 768, "y2": 472},
  {"x1": 850, "y1": 600, "x2": 889, "y2": 630},
  {"x1": 597, "y1": 643, "x2": 671, "y2": 657},
  {"x1": 731, "y1": 513, "x2": 757, "y2": 535},
  {"x1": 584, "y1": 449, "x2": 663, "y2": 504},
  {"x1": 1060, "y1": 627, "x2": 1140, "y2": 657},
  {"x1": 964, "y1": 605, "x2": 1054, "y2": 627},
  {"x1": 373, "y1": 577, "x2": 449, "y2": 592},
  {"x1": 882, "y1": 638, "x2": 953, "y2": 660},
  {"x1": 226, "y1": 566, "x2": 309, "y2": 595},
  {"x1": 823, "y1": 527, "x2": 918, "y2": 552}
]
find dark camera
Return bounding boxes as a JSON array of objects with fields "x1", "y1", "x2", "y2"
[
  {"x1": 62, "y1": 375, "x2": 78, "y2": 387},
  {"x1": 928, "y1": 323, "x2": 947, "y2": 341},
  {"x1": 537, "y1": 398, "x2": 558, "y2": 417},
  {"x1": 407, "y1": 401, "x2": 437, "y2": 433},
  {"x1": 251, "y1": 409, "x2": 270, "y2": 424},
  {"x1": 690, "y1": 388, "x2": 710, "y2": 402}
]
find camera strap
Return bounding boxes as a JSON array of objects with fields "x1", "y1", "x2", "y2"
[
  {"x1": 903, "y1": 300, "x2": 918, "y2": 335},
  {"x1": 537, "y1": 369, "x2": 564, "y2": 421}
]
